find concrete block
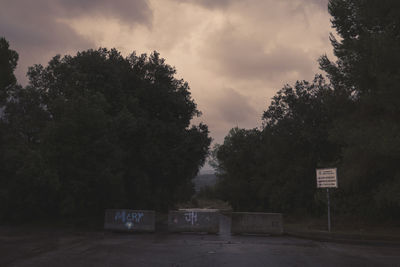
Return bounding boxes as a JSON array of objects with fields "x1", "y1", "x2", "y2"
[
  {"x1": 104, "y1": 209, "x2": 155, "y2": 232},
  {"x1": 231, "y1": 212, "x2": 283, "y2": 235},
  {"x1": 168, "y1": 209, "x2": 219, "y2": 234}
]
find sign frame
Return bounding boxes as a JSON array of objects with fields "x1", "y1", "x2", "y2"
[
  {"x1": 316, "y1": 167, "x2": 338, "y2": 232},
  {"x1": 316, "y1": 168, "x2": 338, "y2": 188}
]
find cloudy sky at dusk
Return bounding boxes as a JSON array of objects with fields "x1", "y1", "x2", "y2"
[{"x1": 1, "y1": 0, "x2": 333, "y2": 153}]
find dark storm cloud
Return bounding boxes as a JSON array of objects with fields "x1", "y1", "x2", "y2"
[
  {"x1": 56, "y1": 0, "x2": 153, "y2": 25},
  {"x1": 181, "y1": 0, "x2": 328, "y2": 11},
  {"x1": 213, "y1": 88, "x2": 258, "y2": 125},
  {"x1": 0, "y1": 6, "x2": 92, "y2": 83},
  {"x1": 181, "y1": 0, "x2": 237, "y2": 9},
  {"x1": 197, "y1": 87, "x2": 260, "y2": 144},
  {"x1": 205, "y1": 26, "x2": 315, "y2": 83},
  {"x1": 0, "y1": 0, "x2": 153, "y2": 83},
  {"x1": 308, "y1": 0, "x2": 329, "y2": 10},
  {"x1": 0, "y1": 0, "x2": 332, "y2": 149}
]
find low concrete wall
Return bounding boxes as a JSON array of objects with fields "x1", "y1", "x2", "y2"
[
  {"x1": 104, "y1": 209, "x2": 155, "y2": 232},
  {"x1": 231, "y1": 212, "x2": 283, "y2": 235},
  {"x1": 168, "y1": 209, "x2": 219, "y2": 234}
]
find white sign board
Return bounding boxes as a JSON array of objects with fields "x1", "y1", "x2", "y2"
[{"x1": 316, "y1": 168, "x2": 337, "y2": 188}]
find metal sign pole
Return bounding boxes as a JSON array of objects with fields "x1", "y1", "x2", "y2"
[
  {"x1": 327, "y1": 188, "x2": 331, "y2": 232},
  {"x1": 316, "y1": 168, "x2": 336, "y2": 233}
]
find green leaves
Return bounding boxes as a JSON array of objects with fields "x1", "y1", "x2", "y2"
[
  {"x1": 320, "y1": 0, "x2": 400, "y2": 217},
  {"x1": 0, "y1": 37, "x2": 18, "y2": 103},
  {"x1": 0, "y1": 42, "x2": 210, "y2": 220},
  {"x1": 214, "y1": 77, "x2": 340, "y2": 214},
  {"x1": 214, "y1": 0, "x2": 400, "y2": 219}
]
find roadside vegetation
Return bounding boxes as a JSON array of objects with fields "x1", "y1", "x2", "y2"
[
  {"x1": 211, "y1": 0, "x2": 400, "y2": 224},
  {"x1": 0, "y1": 41, "x2": 211, "y2": 222},
  {"x1": 1, "y1": 0, "x2": 399, "y2": 230}
]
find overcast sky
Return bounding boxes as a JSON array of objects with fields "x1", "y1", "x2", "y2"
[{"x1": 1, "y1": 0, "x2": 333, "y2": 169}]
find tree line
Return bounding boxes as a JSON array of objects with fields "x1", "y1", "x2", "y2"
[
  {"x1": 0, "y1": 41, "x2": 211, "y2": 221},
  {"x1": 1, "y1": 0, "x2": 399, "y2": 223},
  {"x1": 212, "y1": 0, "x2": 400, "y2": 220}
]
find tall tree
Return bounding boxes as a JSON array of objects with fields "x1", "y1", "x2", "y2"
[
  {"x1": 214, "y1": 76, "x2": 341, "y2": 214},
  {"x1": 0, "y1": 44, "x2": 210, "y2": 220},
  {"x1": 0, "y1": 37, "x2": 18, "y2": 104},
  {"x1": 214, "y1": 127, "x2": 264, "y2": 211},
  {"x1": 319, "y1": 0, "x2": 400, "y2": 217},
  {"x1": 0, "y1": 37, "x2": 57, "y2": 220},
  {"x1": 214, "y1": 0, "x2": 400, "y2": 219},
  {"x1": 26, "y1": 48, "x2": 211, "y2": 215}
]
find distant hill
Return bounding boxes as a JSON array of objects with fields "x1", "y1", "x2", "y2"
[{"x1": 193, "y1": 173, "x2": 217, "y2": 192}]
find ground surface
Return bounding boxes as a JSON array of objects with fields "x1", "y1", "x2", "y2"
[{"x1": 1, "y1": 216, "x2": 399, "y2": 267}]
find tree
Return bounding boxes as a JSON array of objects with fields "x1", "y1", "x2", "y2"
[
  {"x1": 214, "y1": 127, "x2": 264, "y2": 211},
  {"x1": 0, "y1": 45, "x2": 211, "y2": 220},
  {"x1": 0, "y1": 37, "x2": 18, "y2": 104},
  {"x1": 319, "y1": 0, "x2": 400, "y2": 218},
  {"x1": 26, "y1": 49, "x2": 211, "y2": 215},
  {"x1": 214, "y1": 0, "x2": 400, "y2": 220},
  {"x1": 214, "y1": 76, "x2": 341, "y2": 214},
  {"x1": 0, "y1": 37, "x2": 58, "y2": 220}
]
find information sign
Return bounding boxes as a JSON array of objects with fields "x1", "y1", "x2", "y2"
[{"x1": 316, "y1": 168, "x2": 337, "y2": 188}]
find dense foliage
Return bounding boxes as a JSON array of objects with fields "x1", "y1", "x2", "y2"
[
  {"x1": 0, "y1": 41, "x2": 211, "y2": 220},
  {"x1": 214, "y1": 0, "x2": 400, "y2": 219}
]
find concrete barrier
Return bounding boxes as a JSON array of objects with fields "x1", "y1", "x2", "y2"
[
  {"x1": 104, "y1": 209, "x2": 155, "y2": 232},
  {"x1": 168, "y1": 209, "x2": 219, "y2": 234},
  {"x1": 231, "y1": 212, "x2": 283, "y2": 235}
]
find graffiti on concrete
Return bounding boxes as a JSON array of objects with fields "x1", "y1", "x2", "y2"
[
  {"x1": 114, "y1": 211, "x2": 144, "y2": 229},
  {"x1": 184, "y1": 211, "x2": 198, "y2": 225}
]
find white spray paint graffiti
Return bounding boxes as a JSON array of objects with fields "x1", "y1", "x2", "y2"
[
  {"x1": 125, "y1": 221, "x2": 134, "y2": 229},
  {"x1": 114, "y1": 211, "x2": 145, "y2": 229},
  {"x1": 126, "y1": 212, "x2": 144, "y2": 223},
  {"x1": 184, "y1": 211, "x2": 198, "y2": 225}
]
